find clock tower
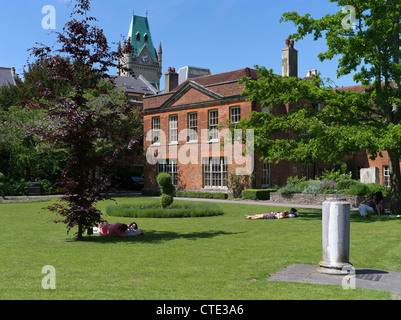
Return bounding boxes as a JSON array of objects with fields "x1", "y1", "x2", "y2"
[{"x1": 118, "y1": 14, "x2": 162, "y2": 91}]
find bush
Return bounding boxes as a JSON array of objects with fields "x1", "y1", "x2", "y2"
[
  {"x1": 142, "y1": 189, "x2": 161, "y2": 196},
  {"x1": 279, "y1": 177, "x2": 309, "y2": 194},
  {"x1": 39, "y1": 179, "x2": 52, "y2": 194},
  {"x1": 302, "y1": 180, "x2": 323, "y2": 194},
  {"x1": 343, "y1": 182, "x2": 370, "y2": 195},
  {"x1": 106, "y1": 201, "x2": 224, "y2": 218},
  {"x1": 4, "y1": 178, "x2": 28, "y2": 196},
  {"x1": 160, "y1": 194, "x2": 174, "y2": 208},
  {"x1": 157, "y1": 173, "x2": 172, "y2": 188},
  {"x1": 157, "y1": 173, "x2": 175, "y2": 208},
  {"x1": 242, "y1": 189, "x2": 270, "y2": 200},
  {"x1": 175, "y1": 191, "x2": 228, "y2": 199}
]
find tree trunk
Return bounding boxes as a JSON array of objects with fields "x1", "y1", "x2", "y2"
[
  {"x1": 76, "y1": 224, "x2": 84, "y2": 240},
  {"x1": 388, "y1": 149, "x2": 401, "y2": 214}
]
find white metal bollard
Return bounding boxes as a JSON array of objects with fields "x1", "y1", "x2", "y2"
[{"x1": 318, "y1": 198, "x2": 353, "y2": 275}]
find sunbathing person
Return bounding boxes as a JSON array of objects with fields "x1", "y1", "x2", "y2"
[
  {"x1": 94, "y1": 221, "x2": 143, "y2": 237},
  {"x1": 245, "y1": 208, "x2": 299, "y2": 220},
  {"x1": 126, "y1": 222, "x2": 144, "y2": 236}
]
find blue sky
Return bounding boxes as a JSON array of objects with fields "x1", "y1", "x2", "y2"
[{"x1": 0, "y1": 0, "x2": 357, "y2": 89}]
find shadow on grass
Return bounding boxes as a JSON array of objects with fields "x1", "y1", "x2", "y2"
[
  {"x1": 350, "y1": 213, "x2": 401, "y2": 224},
  {"x1": 72, "y1": 230, "x2": 242, "y2": 244},
  {"x1": 293, "y1": 207, "x2": 401, "y2": 224}
]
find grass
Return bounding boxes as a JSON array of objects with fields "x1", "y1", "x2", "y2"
[
  {"x1": 105, "y1": 200, "x2": 224, "y2": 218},
  {"x1": 1, "y1": 196, "x2": 400, "y2": 300}
]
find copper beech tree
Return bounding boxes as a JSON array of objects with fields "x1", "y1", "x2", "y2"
[{"x1": 27, "y1": 0, "x2": 140, "y2": 238}]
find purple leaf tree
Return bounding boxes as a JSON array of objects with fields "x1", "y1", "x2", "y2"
[{"x1": 27, "y1": 0, "x2": 139, "y2": 239}]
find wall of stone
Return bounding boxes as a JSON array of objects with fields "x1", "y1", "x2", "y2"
[{"x1": 270, "y1": 192, "x2": 390, "y2": 209}]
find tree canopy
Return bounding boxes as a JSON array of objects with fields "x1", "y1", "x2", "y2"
[
  {"x1": 238, "y1": 0, "x2": 401, "y2": 213},
  {"x1": 27, "y1": 0, "x2": 142, "y2": 238}
]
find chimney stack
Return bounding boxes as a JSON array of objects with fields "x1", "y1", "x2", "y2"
[
  {"x1": 165, "y1": 67, "x2": 178, "y2": 93},
  {"x1": 282, "y1": 39, "x2": 298, "y2": 78}
]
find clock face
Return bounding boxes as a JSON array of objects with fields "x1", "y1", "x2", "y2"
[{"x1": 141, "y1": 54, "x2": 149, "y2": 63}]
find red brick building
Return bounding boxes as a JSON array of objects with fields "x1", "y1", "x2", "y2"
[
  {"x1": 142, "y1": 39, "x2": 400, "y2": 192},
  {"x1": 142, "y1": 65, "x2": 310, "y2": 192}
]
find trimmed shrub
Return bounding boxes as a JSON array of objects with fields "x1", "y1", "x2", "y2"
[
  {"x1": 160, "y1": 194, "x2": 174, "y2": 208},
  {"x1": 157, "y1": 173, "x2": 175, "y2": 208},
  {"x1": 242, "y1": 189, "x2": 270, "y2": 200},
  {"x1": 175, "y1": 191, "x2": 228, "y2": 199},
  {"x1": 157, "y1": 173, "x2": 172, "y2": 188},
  {"x1": 106, "y1": 201, "x2": 224, "y2": 218}
]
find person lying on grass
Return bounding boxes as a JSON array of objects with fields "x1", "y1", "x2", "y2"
[
  {"x1": 245, "y1": 208, "x2": 299, "y2": 220},
  {"x1": 94, "y1": 221, "x2": 143, "y2": 237}
]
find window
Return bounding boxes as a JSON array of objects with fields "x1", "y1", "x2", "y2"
[
  {"x1": 203, "y1": 157, "x2": 227, "y2": 188},
  {"x1": 152, "y1": 117, "x2": 160, "y2": 144},
  {"x1": 144, "y1": 34, "x2": 148, "y2": 42},
  {"x1": 136, "y1": 32, "x2": 140, "y2": 41},
  {"x1": 208, "y1": 109, "x2": 219, "y2": 141},
  {"x1": 262, "y1": 162, "x2": 270, "y2": 187},
  {"x1": 188, "y1": 112, "x2": 198, "y2": 141},
  {"x1": 169, "y1": 114, "x2": 178, "y2": 143},
  {"x1": 383, "y1": 166, "x2": 390, "y2": 187},
  {"x1": 230, "y1": 106, "x2": 241, "y2": 123},
  {"x1": 302, "y1": 164, "x2": 308, "y2": 179},
  {"x1": 158, "y1": 159, "x2": 178, "y2": 186}
]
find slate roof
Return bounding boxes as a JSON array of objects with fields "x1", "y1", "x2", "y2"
[{"x1": 113, "y1": 75, "x2": 158, "y2": 95}]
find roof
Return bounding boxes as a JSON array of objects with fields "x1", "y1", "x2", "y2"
[
  {"x1": 113, "y1": 75, "x2": 158, "y2": 95},
  {"x1": 173, "y1": 67, "x2": 258, "y2": 92},
  {"x1": 127, "y1": 15, "x2": 158, "y2": 63},
  {"x1": 0, "y1": 67, "x2": 15, "y2": 87},
  {"x1": 334, "y1": 84, "x2": 367, "y2": 93},
  {"x1": 143, "y1": 67, "x2": 258, "y2": 112}
]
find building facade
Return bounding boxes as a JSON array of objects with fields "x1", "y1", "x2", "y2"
[
  {"x1": 142, "y1": 39, "x2": 400, "y2": 192},
  {"x1": 142, "y1": 66, "x2": 305, "y2": 192}
]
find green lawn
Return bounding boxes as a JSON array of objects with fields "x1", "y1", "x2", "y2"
[{"x1": 0, "y1": 197, "x2": 399, "y2": 300}]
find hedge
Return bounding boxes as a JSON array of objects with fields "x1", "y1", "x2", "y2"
[
  {"x1": 241, "y1": 189, "x2": 270, "y2": 200},
  {"x1": 141, "y1": 189, "x2": 161, "y2": 196},
  {"x1": 175, "y1": 191, "x2": 228, "y2": 199}
]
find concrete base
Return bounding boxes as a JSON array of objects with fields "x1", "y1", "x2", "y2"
[
  {"x1": 318, "y1": 261, "x2": 353, "y2": 275},
  {"x1": 268, "y1": 264, "x2": 401, "y2": 296}
]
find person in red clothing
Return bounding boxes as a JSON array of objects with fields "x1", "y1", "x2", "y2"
[{"x1": 99, "y1": 222, "x2": 128, "y2": 237}]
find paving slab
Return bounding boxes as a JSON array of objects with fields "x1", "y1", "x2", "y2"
[{"x1": 268, "y1": 264, "x2": 401, "y2": 296}]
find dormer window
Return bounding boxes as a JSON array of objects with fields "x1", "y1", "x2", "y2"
[
  {"x1": 144, "y1": 34, "x2": 148, "y2": 42},
  {"x1": 136, "y1": 32, "x2": 140, "y2": 41}
]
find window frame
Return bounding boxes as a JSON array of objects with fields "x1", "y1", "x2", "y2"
[
  {"x1": 187, "y1": 112, "x2": 198, "y2": 142},
  {"x1": 152, "y1": 116, "x2": 160, "y2": 145},
  {"x1": 202, "y1": 157, "x2": 227, "y2": 188},
  {"x1": 262, "y1": 162, "x2": 270, "y2": 187},
  {"x1": 208, "y1": 109, "x2": 219, "y2": 141},
  {"x1": 169, "y1": 114, "x2": 178, "y2": 144},
  {"x1": 383, "y1": 165, "x2": 390, "y2": 187},
  {"x1": 229, "y1": 106, "x2": 241, "y2": 124}
]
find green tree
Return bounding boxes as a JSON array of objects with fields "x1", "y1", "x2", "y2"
[{"x1": 239, "y1": 0, "x2": 401, "y2": 214}]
